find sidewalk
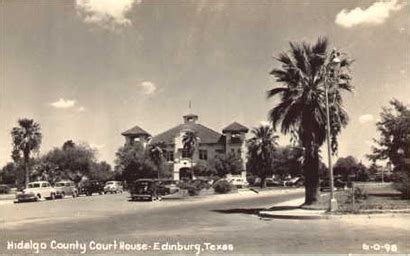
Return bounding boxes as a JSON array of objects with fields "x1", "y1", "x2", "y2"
[
  {"x1": 258, "y1": 196, "x2": 410, "y2": 219},
  {"x1": 258, "y1": 197, "x2": 328, "y2": 219},
  {"x1": 0, "y1": 194, "x2": 15, "y2": 205}
]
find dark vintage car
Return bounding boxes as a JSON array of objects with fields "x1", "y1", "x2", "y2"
[
  {"x1": 0, "y1": 184, "x2": 10, "y2": 194},
  {"x1": 265, "y1": 178, "x2": 283, "y2": 187},
  {"x1": 320, "y1": 178, "x2": 347, "y2": 191},
  {"x1": 78, "y1": 180, "x2": 104, "y2": 196},
  {"x1": 130, "y1": 179, "x2": 163, "y2": 201}
]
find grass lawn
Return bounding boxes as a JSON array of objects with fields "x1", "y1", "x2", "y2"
[
  {"x1": 301, "y1": 182, "x2": 410, "y2": 213},
  {"x1": 335, "y1": 182, "x2": 410, "y2": 213}
]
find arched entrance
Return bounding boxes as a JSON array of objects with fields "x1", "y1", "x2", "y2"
[{"x1": 179, "y1": 167, "x2": 193, "y2": 180}]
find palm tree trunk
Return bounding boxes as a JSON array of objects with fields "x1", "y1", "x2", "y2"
[
  {"x1": 303, "y1": 147, "x2": 320, "y2": 205},
  {"x1": 260, "y1": 176, "x2": 266, "y2": 188},
  {"x1": 24, "y1": 152, "x2": 29, "y2": 188}
]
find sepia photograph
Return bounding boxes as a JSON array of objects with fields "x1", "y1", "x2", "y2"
[{"x1": 0, "y1": 0, "x2": 409, "y2": 255}]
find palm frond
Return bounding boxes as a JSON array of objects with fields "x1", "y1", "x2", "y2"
[{"x1": 266, "y1": 87, "x2": 288, "y2": 98}]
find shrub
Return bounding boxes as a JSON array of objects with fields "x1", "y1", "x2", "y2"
[
  {"x1": 179, "y1": 179, "x2": 210, "y2": 196},
  {"x1": 393, "y1": 170, "x2": 410, "y2": 199},
  {"x1": 345, "y1": 187, "x2": 368, "y2": 204},
  {"x1": 213, "y1": 179, "x2": 232, "y2": 194},
  {"x1": 246, "y1": 175, "x2": 257, "y2": 186}
]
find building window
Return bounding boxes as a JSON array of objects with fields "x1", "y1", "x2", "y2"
[
  {"x1": 199, "y1": 149, "x2": 208, "y2": 161},
  {"x1": 215, "y1": 149, "x2": 224, "y2": 154},
  {"x1": 182, "y1": 149, "x2": 191, "y2": 158},
  {"x1": 230, "y1": 134, "x2": 242, "y2": 144},
  {"x1": 165, "y1": 151, "x2": 174, "y2": 162}
]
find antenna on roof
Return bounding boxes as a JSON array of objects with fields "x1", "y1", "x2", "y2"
[{"x1": 189, "y1": 100, "x2": 192, "y2": 112}]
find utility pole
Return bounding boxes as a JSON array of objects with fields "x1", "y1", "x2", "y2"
[{"x1": 325, "y1": 49, "x2": 341, "y2": 212}]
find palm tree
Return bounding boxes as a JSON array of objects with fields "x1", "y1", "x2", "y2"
[
  {"x1": 268, "y1": 37, "x2": 353, "y2": 205},
  {"x1": 247, "y1": 125, "x2": 278, "y2": 188},
  {"x1": 182, "y1": 130, "x2": 198, "y2": 179},
  {"x1": 147, "y1": 141, "x2": 167, "y2": 179},
  {"x1": 11, "y1": 118, "x2": 42, "y2": 187}
]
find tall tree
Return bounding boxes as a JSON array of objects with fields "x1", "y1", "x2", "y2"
[
  {"x1": 247, "y1": 125, "x2": 278, "y2": 187},
  {"x1": 11, "y1": 118, "x2": 42, "y2": 187},
  {"x1": 147, "y1": 141, "x2": 167, "y2": 179},
  {"x1": 208, "y1": 153, "x2": 243, "y2": 178},
  {"x1": 0, "y1": 162, "x2": 24, "y2": 186},
  {"x1": 62, "y1": 140, "x2": 75, "y2": 151},
  {"x1": 182, "y1": 130, "x2": 197, "y2": 158},
  {"x1": 182, "y1": 130, "x2": 198, "y2": 178},
  {"x1": 271, "y1": 146, "x2": 304, "y2": 179},
  {"x1": 333, "y1": 156, "x2": 362, "y2": 180},
  {"x1": 41, "y1": 142, "x2": 96, "y2": 183},
  {"x1": 268, "y1": 37, "x2": 353, "y2": 204},
  {"x1": 368, "y1": 99, "x2": 410, "y2": 198},
  {"x1": 114, "y1": 143, "x2": 157, "y2": 184},
  {"x1": 368, "y1": 99, "x2": 410, "y2": 167}
]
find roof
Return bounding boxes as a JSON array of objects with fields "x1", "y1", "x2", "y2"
[
  {"x1": 222, "y1": 122, "x2": 249, "y2": 133},
  {"x1": 150, "y1": 123, "x2": 224, "y2": 145},
  {"x1": 121, "y1": 125, "x2": 151, "y2": 137},
  {"x1": 183, "y1": 113, "x2": 198, "y2": 118}
]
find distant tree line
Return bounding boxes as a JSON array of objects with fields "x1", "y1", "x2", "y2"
[
  {"x1": 0, "y1": 118, "x2": 114, "y2": 188},
  {"x1": 368, "y1": 99, "x2": 410, "y2": 198}
]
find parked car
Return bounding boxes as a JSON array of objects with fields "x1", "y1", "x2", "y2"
[
  {"x1": 284, "y1": 176, "x2": 304, "y2": 187},
  {"x1": 78, "y1": 180, "x2": 104, "y2": 196},
  {"x1": 157, "y1": 180, "x2": 179, "y2": 195},
  {"x1": 16, "y1": 181, "x2": 56, "y2": 202},
  {"x1": 54, "y1": 180, "x2": 78, "y2": 198},
  {"x1": 104, "y1": 181, "x2": 123, "y2": 194},
  {"x1": 320, "y1": 178, "x2": 347, "y2": 191},
  {"x1": 0, "y1": 184, "x2": 10, "y2": 194},
  {"x1": 265, "y1": 178, "x2": 283, "y2": 187},
  {"x1": 227, "y1": 177, "x2": 249, "y2": 188},
  {"x1": 130, "y1": 179, "x2": 162, "y2": 201}
]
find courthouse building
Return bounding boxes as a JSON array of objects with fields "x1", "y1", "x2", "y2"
[{"x1": 121, "y1": 113, "x2": 248, "y2": 180}]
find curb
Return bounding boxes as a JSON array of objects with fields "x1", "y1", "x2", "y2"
[
  {"x1": 355, "y1": 209, "x2": 410, "y2": 214},
  {"x1": 0, "y1": 200, "x2": 14, "y2": 206},
  {"x1": 259, "y1": 210, "x2": 328, "y2": 220},
  {"x1": 256, "y1": 197, "x2": 329, "y2": 220}
]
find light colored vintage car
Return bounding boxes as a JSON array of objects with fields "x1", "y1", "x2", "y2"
[
  {"x1": 104, "y1": 181, "x2": 123, "y2": 194},
  {"x1": 16, "y1": 181, "x2": 56, "y2": 202},
  {"x1": 226, "y1": 176, "x2": 249, "y2": 188},
  {"x1": 54, "y1": 180, "x2": 78, "y2": 198}
]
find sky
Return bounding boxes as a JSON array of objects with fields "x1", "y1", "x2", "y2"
[{"x1": 1, "y1": 0, "x2": 409, "y2": 167}]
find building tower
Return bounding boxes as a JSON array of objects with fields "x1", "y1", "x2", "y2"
[
  {"x1": 222, "y1": 122, "x2": 249, "y2": 179},
  {"x1": 121, "y1": 125, "x2": 151, "y2": 148}
]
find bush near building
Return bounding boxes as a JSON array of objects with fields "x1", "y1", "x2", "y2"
[
  {"x1": 179, "y1": 179, "x2": 211, "y2": 196},
  {"x1": 213, "y1": 179, "x2": 232, "y2": 194}
]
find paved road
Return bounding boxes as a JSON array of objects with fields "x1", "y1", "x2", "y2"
[{"x1": 0, "y1": 189, "x2": 409, "y2": 255}]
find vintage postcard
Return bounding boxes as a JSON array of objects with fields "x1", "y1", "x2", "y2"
[{"x1": 0, "y1": 0, "x2": 409, "y2": 255}]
